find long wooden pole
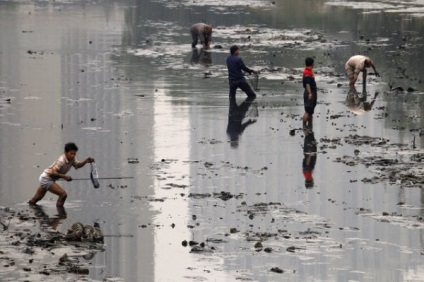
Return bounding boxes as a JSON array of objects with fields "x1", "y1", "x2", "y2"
[{"x1": 70, "y1": 177, "x2": 134, "y2": 180}]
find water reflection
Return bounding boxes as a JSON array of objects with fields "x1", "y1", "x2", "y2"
[
  {"x1": 302, "y1": 129, "x2": 317, "y2": 189},
  {"x1": 226, "y1": 97, "x2": 257, "y2": 148},
  {"x1": 190, "y1": 48, "x2": 212, "y2": 67},
  {"x1": 30, "y1": 205, "x2": 67, "y2": 230},
  {"x1": 345, "y1": 86, "x2": 379, "y2": 115}
]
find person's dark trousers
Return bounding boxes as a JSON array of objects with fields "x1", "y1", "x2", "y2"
[
  {"x1": 229, "y1": 78, "x2": 256, "y2": 102},
  {"x1": 191, "y1": 31, "x2": 198, "y2": 48}
]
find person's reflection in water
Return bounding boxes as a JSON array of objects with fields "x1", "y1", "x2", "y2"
[
  {"x1": 30, "y1": 205, "x2": 67, "y2": 230},
  {"x1": 190, "y1": 48, "x2": 212, "y2": 67},
  {"x1": 345, "y1": 86, "x2": 379, "y2": 115},
  {"x1": 227, "y1": 96, "x2": 257, "y2": 148},
  {"x1": 302, "y1": 129, "x2": 317, "y2": 189}
]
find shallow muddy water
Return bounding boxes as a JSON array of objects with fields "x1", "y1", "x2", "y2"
[{"x1": 1, "y1": 0, "x2": 424, "y2": 281}]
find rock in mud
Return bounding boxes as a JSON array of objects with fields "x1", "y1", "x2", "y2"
[
  {"x1": 286, "y1": 246, "x2": 296, "y2": 252},
  {"x1": 190, "y1": 245, "x2": 213, "y2": 253},
  {"x1": 270, "y1": 267, "x2": 284, "y2": 274},
  {"x1": 264, "y1": 247, "x2": 272, "y2": 253},
  {"x1": 254, "y1": 242, "x2": 263, "y2": 249},
  {"x1": 68, "y1": 266, "x2": 89, "y2": 275},
  {"x1": 128, "y1": 158, "x2": 139, "y2": 164},
  {"x1": 214, "y1": 191, "x2": 234, "y2": 201},
  {"x1": 188, "y1": 193, "x2": 211, "y2": 199}
]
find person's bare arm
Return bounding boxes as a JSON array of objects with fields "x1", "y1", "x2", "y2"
[
  {"x1": 49, "y1": 167, "x2": 72, "y2": 181},
  {"x1": 370, "y1": 62, "x2": 379, "y2": 76},
  {"x1": 306, "y1": 84, "x2": 313, "y2": 100},
  {"x1": 75, "y1": 157, "x2": 95, "y2": 169}
]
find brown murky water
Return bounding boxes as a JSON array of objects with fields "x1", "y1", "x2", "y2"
[{"x1": 1, "y1": 0, "x2": 424, "y2": 281}]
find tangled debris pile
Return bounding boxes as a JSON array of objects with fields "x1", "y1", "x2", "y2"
[{"x1": 65, "y1": 222, "x2": 104, "y2": 243}]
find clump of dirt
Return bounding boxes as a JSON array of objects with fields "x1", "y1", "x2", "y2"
[
  {"x1": 332, "y1": 135, "x2": 424, "y2": 188},
  {"x1": 0, "y1": 207, "x2": 105, "y2": 280}
]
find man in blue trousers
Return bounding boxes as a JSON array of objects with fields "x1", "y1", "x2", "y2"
[{"x1": 226, "y1": 45, "x2": 258, "y2": 102}]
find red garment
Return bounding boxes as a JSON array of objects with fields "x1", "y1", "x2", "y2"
[
  {"x1": 303, "y1": 67, "x2": 314, "y2": 78},
  {"x1": 303, "y1": 171, "x2": 312, "y2": 180}
]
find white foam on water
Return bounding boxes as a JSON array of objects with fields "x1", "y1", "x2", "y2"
[
  {"x1": 325, "y1": 1, "x2": 402, "y2": 10},
  {"x1": 350, "y1": 270, "x2": 367, "y2": 274},
  {"x1": 403, "y1": 267, "x2": 424, "y2": 281},
  {"x1": 82, "y1": 127, "x2": 103, "y2": 131},
  {"x1": 363, "y1": 10, "x2": 383, "y2": 14},
  {"x1": 386, "y1": 7, "x2": 424, "y2": 14},
  {"x1": 63, "y1": 97, "x2": 93, "y2": 103},
  {"x1": 129, "y1": 43, "x2": 190, "y2": 59},
  {"x1": 153, "y1": 0, "x2": 275, "y2": 9},
  {"x1": 128, "y1": 48, "x2": 162, "y2": 58},
  {"x1": 410, "y1": 12, "x2": 424, "y2": 16},
  {"x1": 368, "y1": 214, "x2": 424, "y2": 229},
  {"x1": 113, "y1": 110, "x2": 134, "y2": 118},
  {"x1": 0, "y1": 122, "x2": 21, "y2": 127},
  {"x1": 104, "y1": 277, "x2": 126, "y2": 282},
  {"x1": 325, "y1": 1, "x2": 424, "y2": 16}
]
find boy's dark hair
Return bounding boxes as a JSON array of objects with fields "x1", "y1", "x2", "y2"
[
  {"x1": 305, "y1": 57, "x2": 314, "y2": 67},
  {"x1": 230, "y1": 45, "x2": 239, "y2": 54},
  {"x1": 65, "y1": 142, "x2": 79, "y2": 152}
]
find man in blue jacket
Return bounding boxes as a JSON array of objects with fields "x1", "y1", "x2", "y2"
[{"x1": 226, "y1": 45, "x2": 258, "y2": 102}]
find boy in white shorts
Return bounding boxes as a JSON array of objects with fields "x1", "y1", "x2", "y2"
[{"x1": 28, "y1": 142, "x2": 94, "y2": 207}]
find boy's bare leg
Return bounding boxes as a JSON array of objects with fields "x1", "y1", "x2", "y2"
[
  {"x1": 48, "y1": 183, "x2": 68, "y2": 207},
  {"x1": 303, "y1": 113, "x2": 309, "y2": 128},
  {"x1": 28, "y1": 186, "x2": 47, "y2": 205}
]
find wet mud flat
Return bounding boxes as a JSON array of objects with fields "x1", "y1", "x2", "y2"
[
  {"x1": 1, "y1": 0, "x2": 424, "y2": 281},
  {"x1": 145, "y1": 129, "x2": 424, "y2": 281},
  {"x1": 0, "y1": 206, "x2": 110, "y2": 281},
  {"x1": 2, "y1": 129, "x2": 424, "y2": 282}
]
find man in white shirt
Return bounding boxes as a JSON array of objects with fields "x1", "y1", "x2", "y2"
[
  {"x1": 190, "y1": 23, "x2": 212, "y2": 49},
  {"x1": 345, "y1": 55, "x2": 379, "y2": 88}
]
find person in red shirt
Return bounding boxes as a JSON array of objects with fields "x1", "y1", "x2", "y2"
[
  {"x1": 302, "y1": 57, "x2": 317, "y2": 129},
  {"x1": 302, "y1": 129, "x2": 317, "y2": 189}
]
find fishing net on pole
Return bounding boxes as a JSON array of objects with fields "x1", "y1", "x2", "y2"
[
  {"x1": 246, "y1": 101, "x2": 259, "y2": 118},
  {"x1": 247, "y1": 72, "x2": 259, "y2": 91},
  {"x1": 90, "y1": 162, "x2": 100, "y2": 189}
]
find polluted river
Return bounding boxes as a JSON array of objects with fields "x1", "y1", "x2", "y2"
[{"x1": 1, "y1": 0, "x2": 424, "y2": 281}]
